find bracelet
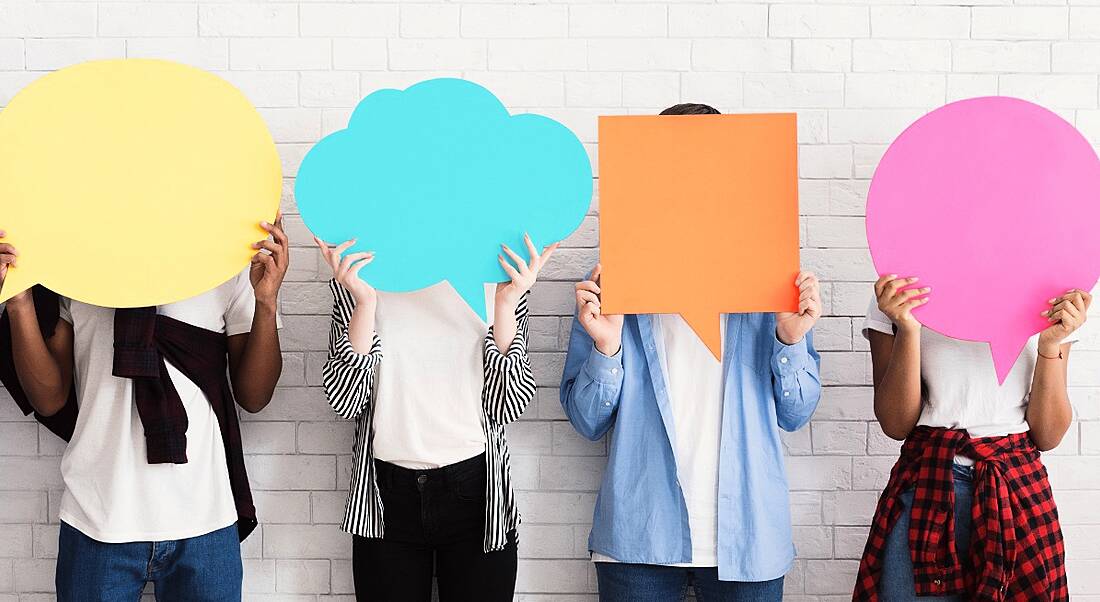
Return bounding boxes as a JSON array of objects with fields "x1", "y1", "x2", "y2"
[{"x1": 1037, "y1": 348, "x2": 1063, "y2": 360}]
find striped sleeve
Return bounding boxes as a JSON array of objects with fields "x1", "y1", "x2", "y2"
[
  {"x1": 482, "y1": 292, "x2": 536, "y2": 426},
  {"x1": 321, "y1": 279, "x2": 382, "y2": 421}
]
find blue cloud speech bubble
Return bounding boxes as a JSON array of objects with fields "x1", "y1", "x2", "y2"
[{"x1": 295, "y1": 78, "x2": 593, "y2": 319}]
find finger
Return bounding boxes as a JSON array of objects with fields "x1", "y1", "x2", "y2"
[
  {"x1": 898, "y1": 287, "x2": 931, "y2": 302},
  {"x1": 338, "y1": 252, "x2": 373, "y2": 276},
  {"x1": 799, "y1": 287, "x2": 817, "y2": 303},
  {"x1": 584, "y1": 300, "x2": 601, "y2": 320},
  {"x1": 884, "y1": 276, "x2": 918, "y2": 299},
  {"x1": 1067, "y1": 292, "x2": 1087, "y2": 314},
  {"x1": 0, "y1": 254, "x2": 16, "y2": 266},
  {"x1": 0, "y1": 229, "x2": 5, "y2": 237},
  {"x1": 498, "y1": 255, "x2": 522, "y2": 282},
  {"x1": 576, "y1": 290, "x2": 600, "y2": 306},
  {"x1": 575, "y1": 281, "x2": 601, "y2": 295},
  {"x1": 1048, "y1": 309, "x2": 1064, "y2": 323},
  {"x1": 253, "y1": 240, "x2": 282, "y2": 254},
  {"x1": 261, "y1": 218, "x2": 289, "y2": 248},
  {"x1": 0, "y1": 243, "x2": 17, "y2": 256},
  {"x1": 903, "y1": 297, "x2": 929, "y2": 311},
  {"x1": 591, "y1": 263, "x2": 603, "y2": 286},
  {"x1": 347, "y1": 257, "x2": 374, "y2": 280},
  {"x1": 523, "y1": 233, "x2": 539, "y2": 266},
  {"x1": 333, "y1": 239, "x2": 357, "y2": 256},
  {"x1": 539, "y1": 242, "x2": 559, "y2": 265},
  {"x1": 874, "y1": 275, "x2": 896, "y2": 298},
  {"x1": 501, "y1": 244, "x2": 527, "y2": 274},
  {"x1": 795, "y1": 271, "x2": 817, "y2": 287}
]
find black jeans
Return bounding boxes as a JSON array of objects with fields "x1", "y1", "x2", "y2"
[{"x1": 352, "y1": 453, "x2": 518, "y2": 601}]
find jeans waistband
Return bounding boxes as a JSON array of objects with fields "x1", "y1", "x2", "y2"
[
  {"x1": 952, "y1": 462, "x2": 975, "y2": 483},
  {"x1": 375, "y1": 453, "x2": 486, "y2": 489}
]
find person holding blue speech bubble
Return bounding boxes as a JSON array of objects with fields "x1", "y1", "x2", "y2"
[
  {"x1": 315, "y1": 230, "x2": 555, "y2": 601},
  {"x1": 560, "y1": 103, "x2": 824, "y2": 602},
  {"x1": 296, "y1": 76, "x2": 591, "y2": 600}
]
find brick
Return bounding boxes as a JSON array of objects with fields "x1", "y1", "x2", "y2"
[
  {"x1": 99, "y1": 3, "x2": 197, "y2": 37},
  {"x1": 464, "y1": 5, "x2": 567, "y2": 38},
  {"x1": 770, "y1": 5, "x2": 870, "y2": 38}
]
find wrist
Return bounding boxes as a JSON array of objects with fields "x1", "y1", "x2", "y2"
[
  {"x1": 775, "y1": 325, "x2": 804, "y2": 346},
  {"x1": 595, "y1": 337, "x2": 621, "y2": 357},
  {"x1": 896, "y1": 320, "x2": 921, "y2": 336},
  {"x1": 1038, "y1": 339, "x2": 1062, "y2": 359},
  {"x1": 254, "y1": 297, "x2": 278, "y2": 317}
]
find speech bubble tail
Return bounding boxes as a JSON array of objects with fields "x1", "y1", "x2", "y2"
[
  {"x1": 450, "y1": 280, "x2": 489, "y2": 322},
  {"x1": 679, "y1": 310, "x2": 723, "y2": 361},
  {"x1": 988, "y1": 338, "x2": 1027, "y2": 385}
]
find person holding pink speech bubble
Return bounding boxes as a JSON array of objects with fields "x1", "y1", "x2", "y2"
[
  {"x1": 314, "y1": 231, "x2": 556, "y2": 601},
  {"x1": 853, "y1": 96, "x2": 1099, "y2": 601}
]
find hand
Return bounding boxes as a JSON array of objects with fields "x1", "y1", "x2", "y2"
[
  {"x1": 1039, "y1": 289, "x2": 1091, "y2": 355},
  {"x1": 0, "y1": 230, "x2": 29, "y2": 308},
  {"x1": 249, "y1": 213, "x2": 290, "y2": 306},
  {"x1": 574, "y1": 264, "x2": 624, "y2": 356},
  {"x1": 495, "y1": 233, "x2": 557, "y2": 310},
  {"x1": 776, "y1": 271, "x2": 823, "y2": 345},
  {"x1": 874, "y1": 274, "x2": 929, "y2": 334},
  {"x1": 314, "y1": 236, "x2": 376, "y2": 305}
]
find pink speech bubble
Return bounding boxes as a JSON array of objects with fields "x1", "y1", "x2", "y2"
[{"x1": 867, "y1": 96, "x2": 1100, "y2": 384}]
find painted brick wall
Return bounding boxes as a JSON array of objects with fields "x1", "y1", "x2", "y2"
[{"x1": 1, "y1": 2, "x2": 1099, "y2": 600}]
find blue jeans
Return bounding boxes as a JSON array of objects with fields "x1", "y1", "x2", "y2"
[
  {"x1": 595, "y1": 562, "x2": 784, "y2": 602},
  {"x1": 879, "y1": 463, "x2": 974, "y2": 601},
  {"x1": 56, "y1": 521, "x2": 242, "y2": 602}
]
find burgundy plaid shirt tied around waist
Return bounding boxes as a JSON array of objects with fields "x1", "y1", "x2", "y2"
[
  {"x1": 0, "y1": 287, "x2": 258, "y2": 541},
  {"x1": 853, "y1": 426, "x2": 1066, "y2": 601}
]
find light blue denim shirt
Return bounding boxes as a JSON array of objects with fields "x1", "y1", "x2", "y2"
[{"x1": 559, "y1": 312, "x2": 822, "y2": 582}]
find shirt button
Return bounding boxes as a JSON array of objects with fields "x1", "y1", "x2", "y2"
[
  {"x1": 603, "y1": 402, "x2": 611, "y2": 407},
  {"x1": 780, "y1": 357, "x2": 788, "y2": 364},
  {"x1": 610, "y1": 368, "x2": 618, "y2": 374},
  {"x1": 933, "y1": 579, "x2": 942, "y2": 586},
  {"x1": 783, "y1": 391, "x2": 790, "y2": 397}
]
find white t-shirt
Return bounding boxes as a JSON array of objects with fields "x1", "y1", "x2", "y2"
[
  {"x1": 862, "y1": 297, "x2": 1075, "y2": 441},
  {"x1": 371, "y1": 282, "x2": 490, "y2": 469},
  {"x1": 594, "y1": 313, "x2": 724, "y2": 567},
  {"x1": 59, "y1": 270, "x2": 260, "y2": 542}
]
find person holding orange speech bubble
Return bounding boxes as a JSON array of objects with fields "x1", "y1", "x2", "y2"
[
  {"x1": 0, "y1": 216, "x2": 289, "y2": 601},
  {"x1": 559, "y1": 103, "x2": 824, "y2": 602}
]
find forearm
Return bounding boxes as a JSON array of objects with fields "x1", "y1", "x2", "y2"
[
  {"x1": 492, "y1": 299, "x2": 518, "y2": 351},
  {"x1": 1026, "y1": 342, "x2": 1072, "y2": 451},
  {"x1": 233, "y1": 301, "x2": 281, "y2": 413},
  {"x1": 873, "y1": 329, "x2": 923, "y2": 440},
  {"x1": 347, "y1": 300, "x2": 377, "y2": 354},
  {"x1": 6, "y1": 302, "x2": 67, "y2": 415}
]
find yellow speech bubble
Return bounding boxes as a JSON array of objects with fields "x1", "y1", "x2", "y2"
[{"x1": 0, "y1": 59, "x2": 280, "y2": 307}]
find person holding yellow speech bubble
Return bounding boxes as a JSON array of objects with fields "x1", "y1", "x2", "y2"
[
  {"x1": 0, "y1": 57, "x2": 287, "y2": 601},
  {"x1": 0, "y1": 216, "x2": 288, "y2": 601}
]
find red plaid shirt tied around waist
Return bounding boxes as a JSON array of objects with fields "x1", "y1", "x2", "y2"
[{"x1": 854, "y1": 426, "x2": 1066, "y2": 601}]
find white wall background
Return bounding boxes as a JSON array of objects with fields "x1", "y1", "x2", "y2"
[{"x1": 2, "y1": 1, "x2": 1100, "y2": 600}]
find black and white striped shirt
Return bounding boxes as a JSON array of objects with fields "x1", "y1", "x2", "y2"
[{"x1": 321, "y1": 280, "x2": 536, "y2": 552}]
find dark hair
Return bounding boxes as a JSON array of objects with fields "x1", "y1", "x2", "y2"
[{"x1": 659, "y1": 103, "x2": 720, "y2": 116}]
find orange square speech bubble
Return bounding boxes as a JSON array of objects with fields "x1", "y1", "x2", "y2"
[{"x1": 598, "y1": 113, "x2": 800, "y2": 359}]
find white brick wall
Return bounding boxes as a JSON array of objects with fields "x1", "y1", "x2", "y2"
[{"x1": 1, "y1": 2, "x2": 1099, "y2": 601}]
